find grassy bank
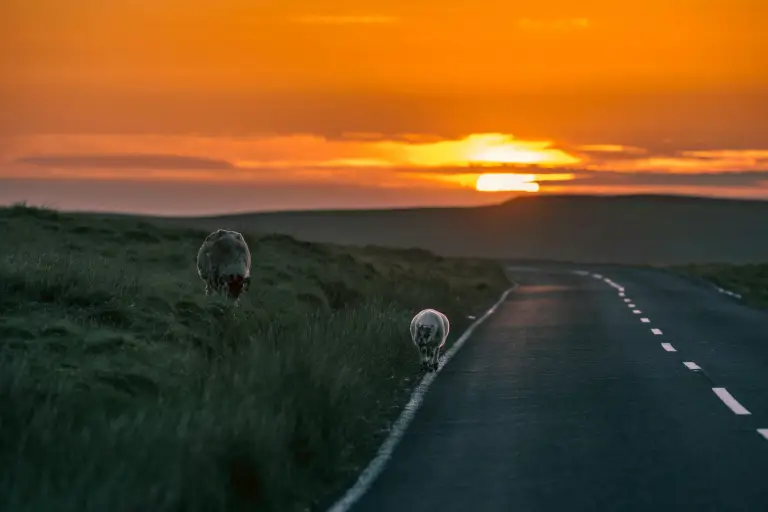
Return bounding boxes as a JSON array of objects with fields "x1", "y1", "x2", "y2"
[
  {"x1": 0, "y1": 204, "x2": 511, "y2": 512},
  {"x1": 673, "y1": 263, "x2": 768, "y2": 308}
]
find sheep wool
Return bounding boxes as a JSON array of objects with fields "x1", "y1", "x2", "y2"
[
  {"x1": 196, "y1": 229, "x2": 252, "y2": 302},
  {"x1": 410, "y1": 308, "x2": 450, "y2": 372}
]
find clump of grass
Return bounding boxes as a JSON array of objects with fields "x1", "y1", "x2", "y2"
[
  {"x1": 674, "y1": 263, "x2": 768, "y2": 307},
  {"x1": 0, "y1": 205, "x2": 511, "y2": 511}
]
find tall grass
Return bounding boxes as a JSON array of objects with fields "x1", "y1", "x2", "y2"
[
  {"x1": 0, "y1": 205, "x2": 510, "y2": 511},
  {"x1": 674, "y1": 263, "x2": 768, "y2": 307}
]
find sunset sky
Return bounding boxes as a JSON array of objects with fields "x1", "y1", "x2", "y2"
[{"x1": 1, "y1": 0, "x2": 767, "y2": 214}]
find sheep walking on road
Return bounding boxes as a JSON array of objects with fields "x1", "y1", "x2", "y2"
[
  {"x1": 410, "y1": 308, "x2": 450, "y2": 372},
  {"x1": 196, "y1": 229, "x2": 252, "y2": 303}
]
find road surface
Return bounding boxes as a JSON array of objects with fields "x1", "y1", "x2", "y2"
[{"x1": 341, "y1": 265, "x2": 768, "y2": 512}]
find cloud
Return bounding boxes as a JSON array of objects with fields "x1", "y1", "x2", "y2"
[
  {"x1": 680, "y1": 150, "x2": 768, "y2": 160},
  {"x1": 15, "y1": 153, "x2": 235, "y2": 170},
  {"x1": 339, "y1": 132, "x2": 447, "y2": 144},
  {"x1": 5, "y1": 134, "x2": 768, "y2": 200},
  {"x1": 389, "y1": 165, "x2": 768, "y2": 185},
  {"x1": 591, "y1": 153, "x2": 768, "y2": 173},
  {"x1": 576, "y1": 144, "x2": 647, "y2": 155},
  {"x1": 443, "y1": 168, "x2": 768, "y2": 189},
  {"x1": 557, "y1": 170, "x2": 768, "y2": 188},
  {"x1": 289, "y1": 15, "x2": 399, "y2": 25}
]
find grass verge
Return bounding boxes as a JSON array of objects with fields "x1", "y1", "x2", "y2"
[
  {"x1": 0, "y1": 203, "x2": 511, "y2": 512},
  {"x1": 672, "y1": 263, "x2": 768, "y2": 308}
]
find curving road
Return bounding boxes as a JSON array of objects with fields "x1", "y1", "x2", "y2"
[{"x1": 333, "y1": 265, "x2": 768, "y2": 512}]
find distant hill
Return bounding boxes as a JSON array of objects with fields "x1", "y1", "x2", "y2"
[{"x1": 146, "y1": 194, "x2": 768, "y2": 265}]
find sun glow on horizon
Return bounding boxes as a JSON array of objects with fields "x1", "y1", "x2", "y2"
[
  {"x1": 462, "y1": 134, "x2": 581, "y2": 167},
  {"x1": 388, "y1": 133, "x2": 581, "y2": 168},
  {"x1": 475, "y1": 173, "x2": 540, "y2": 192}
]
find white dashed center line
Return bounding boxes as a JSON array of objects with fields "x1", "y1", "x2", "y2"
[
  {"x1": 541, "y1": 276, "x2": 766, "y2": 449},
  {"x1": 600, "y1": 280, "x2": 763, "y2": 443},
  {"x1": 712, "y1": 388, "x2": 752, "y2": 415}
]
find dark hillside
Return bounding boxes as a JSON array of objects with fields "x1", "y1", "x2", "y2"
[{"x1": 147, "y1": 194, "x2": 768, "y2": 265}]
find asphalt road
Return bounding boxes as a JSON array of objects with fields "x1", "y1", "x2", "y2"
[{"x1": 343, "y1": 266, "x2": 768, "y2": 512}]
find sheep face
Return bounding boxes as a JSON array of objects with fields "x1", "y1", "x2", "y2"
[
  {"x1": 415, "y1": 324, "x2": 434, "y2": 354},
  {"x1": 216, "y1": 274, "x2": 251, "y2": 300}
]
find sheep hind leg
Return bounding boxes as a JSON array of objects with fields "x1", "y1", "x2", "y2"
[
  {"x1": 421, "y1": 347, "x2": 434, "y2": 372},
  {"x1": 427, "y1": 346, "x2": 437, "y2": 372},
  {"x1": 417, "y1": 344, "x2": 429, "y2": 372}
]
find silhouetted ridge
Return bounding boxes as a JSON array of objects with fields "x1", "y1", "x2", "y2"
[{"x1": 144, "y1": 194, "x2": 768, "y2": 265}]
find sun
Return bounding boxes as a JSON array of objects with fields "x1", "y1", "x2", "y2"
[{"x1": 475, "y1": 173, "x2": 540, "y2": 192}]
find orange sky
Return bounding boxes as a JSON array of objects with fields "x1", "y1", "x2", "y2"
[{"x1": 1, "y1": 0, "x2": 767, "y2": 214}]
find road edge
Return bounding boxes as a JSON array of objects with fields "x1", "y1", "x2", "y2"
[
  {"x1": 656, "y1": 266, "x2": 745, "y2": 301},
  {"x1": 323, "y1": 282, "x2": 519, "y2": 512}
]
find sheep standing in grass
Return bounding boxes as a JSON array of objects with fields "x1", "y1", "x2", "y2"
[
  {"x1": 410, "y1": 309, "x2": 450, "y2": 372},
  {"x1": 196, "y1": 229, "x2": 252, "y2": 303}
]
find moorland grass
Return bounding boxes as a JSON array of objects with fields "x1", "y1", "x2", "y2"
[
  {"x1": 673, "y1": 263, "x2": 768, "y2": 308},
  {"x1": 0, "y1": 203, "x2": 511, "y2": 511}
]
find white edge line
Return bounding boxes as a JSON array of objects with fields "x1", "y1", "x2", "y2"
[
  {"x1": 661, "y1": 343, "x2": 676, "y2": 352},
  {"x1": 683, "y1": 361, "x2": 701, "y2": 370},
  {"x1": 716, "y1": 286, "x2": 743, "y2": 300},
  {"x1": 757, "y1": 429, "x2": 768, "y2": 441},
  {"x1": 324, "y1": 284, "x2": 518, "y2": 512},
  {"x1": 712, "y1": 387, "x2": 751, "y2": 415}
]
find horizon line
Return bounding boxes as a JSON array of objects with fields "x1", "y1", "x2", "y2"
[{"x1": 4, "y1": 191, "x2": 768, "y2": 220}]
